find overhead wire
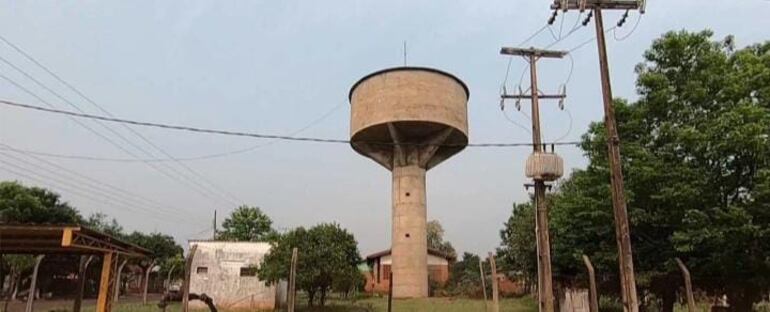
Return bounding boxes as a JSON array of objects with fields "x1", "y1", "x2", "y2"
[
  {"x1": 0, "y1": 71, "x2": 237, "y2": 207},
  {"x1": 0, "y1": 34, "x2": 242, "y2": 205},
  {"x1": 0, "y1": 156, "x2": 199, "y2": 224},
  {"x1": 613, "y1": 13, "x2": 643, "y2": 41},
  {"x1": 0, "y1": 98, "x2": 581, "y2": 148},
  {"x1": 0, "y1": 142, "x2": 204, "y2": 223}
]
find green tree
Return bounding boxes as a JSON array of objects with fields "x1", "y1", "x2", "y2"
[
  {"x1": 257, "y1": 223, "x2": 361, "y2": 307},
  {"x1": 497, "y1": 202, "x2": 537, "y2": 291},
  {"x1": 217, "y1": 205, "x2": 275, "y2": 241},
  {"x1": 85, "y1": 212, "x2": 125, "y2": 239},
  {"x1": 0, "y1": 181, "x2": 81, "y2": 224},
  {"x1": 538, "y1": 30, "x2": 770, "y2": 312},
  {"x1": 447, "y1": 252, "x2": 490, "y2": 298},
  {"x1": 427, "y1": 220, "x2": 457, "y2": 259}
]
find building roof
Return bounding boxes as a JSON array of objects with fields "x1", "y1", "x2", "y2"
[
  {"x1": 0, "y1": 224, "x2": 150, "y2": 257},
  {"x1": 365, "y1": 248, "x2": 456, "y2": 262}
]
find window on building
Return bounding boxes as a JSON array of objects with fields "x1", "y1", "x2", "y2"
[
  {"x1": 240, "y1": 267, "x2": 257, "y2": 277},
  {"x1": 196, "y1": 267, "x2": 208, "y2": 274}
]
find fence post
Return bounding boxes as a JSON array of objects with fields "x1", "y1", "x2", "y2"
[
  {"x1": 288, "y1": 248, "x2": 298, "y2": 312},
  {"x1": 73, "y1": 255, "x2": 94, "y2": 312},
  {"x1": 488, "y1": 252, "x2": 500, "y2": 312},
  {"x1": 582, "y1": 255, "x2": 599, "y2": 312},
  {"x1": 142, "y1": 259, "x2": 157, "y2": 304},
  {"x1": 387, "y1": 271, "x2": 393, "y2": 312},
  {"x1": 182, "y1": 245, "x2": 198, "y2": 312},
  {"x1": 24, "y1": 255, "x2": 44, "y2": 312},
  {"x1": 674, "y1": 258, "x2": 696, "y2": 312},
  {"x1": 479, "y1": 259, "x2": 488, "y2": 306}
]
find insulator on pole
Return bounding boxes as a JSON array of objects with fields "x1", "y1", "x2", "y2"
[
  {"x1": 582, "y1": 11, "x2": 593, "y2": 26},
  {"x1": 548, "y1": 10, "x2": 558, "y2": 25},
  {"x1": 617, "y1": 10, "x2": 630, "y2": 27}
]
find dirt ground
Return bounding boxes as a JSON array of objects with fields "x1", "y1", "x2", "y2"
[{"x1": 3, "y1": 293, "x2": 164, "y2": 312}]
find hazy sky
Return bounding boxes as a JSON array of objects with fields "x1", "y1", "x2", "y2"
[{"x1": 1, "y1": 1, "x2": 768, "y2": 257}]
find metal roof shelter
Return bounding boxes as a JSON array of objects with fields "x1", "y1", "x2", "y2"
[{"x1": 0, "y1": 224, "x2": 150, "y2": 312}]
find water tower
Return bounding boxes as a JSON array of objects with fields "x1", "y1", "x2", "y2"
[{"x1": 349, "y1": 67, "x2": 469, "y2": 298}]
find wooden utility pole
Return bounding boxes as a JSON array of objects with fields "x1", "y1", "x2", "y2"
[
  {"x1": 582, "y1": 255, "x2": 599, "y2": 312},
  {"x1": 212, "y1": 210, "x2": 217, "y2": 240},
  {"x1": 287, "y1": 248, "x2": 298, "y2": 312},
  {"x1": 181, "y1": 245, "x2": 198, "y2": 312},
  {"x1": 500, "y1": 47, "x2": 567, "y2": 312},
  {"x1": 675, "y1": 258, "x2": 696, "y2": 312},
  {"x1": 488, "y1": 253, "x2": 500, "y2": 312},
  {"x1": 549, "y1": 2, "x2": 645, "y2": 311}
]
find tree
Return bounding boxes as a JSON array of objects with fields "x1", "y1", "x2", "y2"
[
  {"x1": 126, "y1": 231, "x2": 183, "y2": 302},
  {"x1": 217, "y1": 205, "x2": 275, "y2": 241},
  {"x1": 535, "y1": 30, "x2": 770, "y2": 312},
  {"x1": 84, "y1": 212, "x2": 125, "y2": 239},
  {"x1": 257, "y1": 223, "x2": 361, "y2": 307},
  {"x1": 0, "y1": 181, "x2": 81, "y2": 224},
  {"x1": 446, "y1": 252, "x2": 490, "y2": 298},
  {"x1": 497, "y1": 203, "x2": 537, "y2": 292},
  {"x1": 427, "y1": 220, "x2": 457, "y2": 259}
]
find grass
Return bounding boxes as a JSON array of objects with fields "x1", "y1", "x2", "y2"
[{"x1": 54, "y1": 296, "x2": 537, "y2": 312}]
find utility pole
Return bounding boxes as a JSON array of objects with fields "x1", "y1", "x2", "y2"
[
  {"x1": 500, "y1": 47, "x2": 567, "y2": 312},
  {"x1": 548, "y1": 1, "x2": 645, "y2": 311},
  {"x1": 212, "y1": 210, "x2": 217, "y2": 240}
]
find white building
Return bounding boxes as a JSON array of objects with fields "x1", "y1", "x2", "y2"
[{"x1": 188, "y1": 241, "x2": 285, "y2": 310}]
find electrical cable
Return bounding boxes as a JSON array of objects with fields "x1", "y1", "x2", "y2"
[
  {"x1": 0, "y1": 34, "x2": 243, "y2": 205},
  {"x1": 502, "y1": 24, "x2": 550, "y2": 87},
  {"x1": 552, "y1": 107, "x2": 574, "y2": 143},
  {"x1": 0, "y1": 98, "x2": 581, "y2": 148},
  {"x1": 613, "y1": 14, "x2": 642, "y2": 41},
  {"x1": 502, "y1": 109, "x2": 532, "y2": 134},
  {"x1": 0, "y1": 70, "x2": 238, "y2": 208},
  {"x1": 0, "y1": 157, "x2": 201, "y2": 224},
  {"x1": 0, "y1": 142, "x2": 203, "y2": 223}
]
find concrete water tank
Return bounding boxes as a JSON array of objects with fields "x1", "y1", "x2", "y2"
[{"x1": 349, "y1": 67, "x2": 469, "y2": 298}]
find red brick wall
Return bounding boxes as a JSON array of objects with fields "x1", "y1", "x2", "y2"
[{"x1": 364, "y1": 263, "x2": 449, "y2": 294}]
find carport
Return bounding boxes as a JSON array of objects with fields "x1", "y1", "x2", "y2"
[{"x1": 0, "y1": 224, "x2": 150, "y2": 312}]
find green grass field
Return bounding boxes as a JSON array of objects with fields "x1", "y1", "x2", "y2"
[{"x1": 57, "y1": 296, "x2": 537, "y2": 312}]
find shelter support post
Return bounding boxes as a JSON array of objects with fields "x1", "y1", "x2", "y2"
[{"x1": 97, "y1": 252, "x2": 118, "y2": 312}]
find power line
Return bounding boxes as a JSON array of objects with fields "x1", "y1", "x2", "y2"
[
  {"x1": 0, "y1": 98, "x2": 581, "y2": 148},
  {"x1": 0, "y1": 71, "x2": 238, "y2": 207},
  {"x1": 0, "y1": 35, "x2": 242, "y2": 205},
  {"x1": 0, "y1": 156, "x2": 199, "y2": 224},
  {"x1": 0, "y1": 142, "x2": 204, "y2": 223}
]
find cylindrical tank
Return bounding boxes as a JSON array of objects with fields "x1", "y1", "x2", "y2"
[
  {"x1": 349, "y1": 67, "x2": 469, "y2": 298},
  {"x1": 525, "y1": 152, "x2": 564, "y2": 181}
]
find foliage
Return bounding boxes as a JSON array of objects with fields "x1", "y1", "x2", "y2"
[
  {"x1": 257, "y1": 223, "x2": 362, "y2": 307},
  {"x1": 0, "y1": 181, "x2": 81, "y2": 224},
  {"x1": 126, "y1": 231, "x2": 183, "y2": 268},
  {"x1": 426, "y1": 220, "x2": 457, "y2": 259},
  {"x1": 497, "y1": 203, "x2": 537, "y2": 288},
  {"x1": 445, "y1": 252, "x2": 490, "y2": 298},
  {"x1": 217, "y1": 205, "x2": 275, "y2": 241},
  {"x1": 503, "y1": 30, "x2": 770, "y2": 312},
  {"x1": 85, "y1": 212, "x2": 126, "y2": 239}
]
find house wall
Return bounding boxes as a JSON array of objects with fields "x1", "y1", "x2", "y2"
[{"x1": 188, "y1": 241, "x2": 277, "y2": 310}]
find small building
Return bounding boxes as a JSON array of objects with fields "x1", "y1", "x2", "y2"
[
  {"x1": 188, "y1": 241, "x2": 285, "y2": 310},
  {"x1": 363, "y1": 248, "x2": 455, "y2": 294}
]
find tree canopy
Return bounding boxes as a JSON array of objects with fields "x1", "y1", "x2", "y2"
[
  {"x1": 257, "y1": 223, "x2": 361, "y2": 307},
  {"x1": 0, "y1": 181, "x2": 81, "y2": 224},
  {"x1": 500, "y1": 30, "x2": 770, "y2": 312},
  {"x1": 217, "y1": 205, "x2": 275, "y2": 241},
  {"x1": 427, "y1": 219, "x2": 457, "y2": 259}
]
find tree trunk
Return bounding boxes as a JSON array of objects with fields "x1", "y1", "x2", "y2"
[
  {"x1": 320, "y1": 288, "x2": 327, "y2": 306},
  {"x1": 308, "y1": 290, "x2": 315, "y2": 307},
  {"x1": 660, "y1": 288, "x2": 676, "y2": 312}
]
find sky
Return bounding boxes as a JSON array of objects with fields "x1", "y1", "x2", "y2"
[{"x1": 0, "y1": 1, "x2": 768, "y2": 257}]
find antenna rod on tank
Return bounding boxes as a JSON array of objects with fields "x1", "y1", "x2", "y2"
[{"x1": 403, "y1": 41, "x2": 408, "y2": 66}]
